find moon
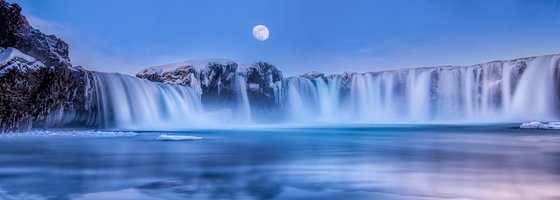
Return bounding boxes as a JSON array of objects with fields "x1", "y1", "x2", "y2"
[{"x1": 252, "y1": 25, "x2": 269, "y2": 41}]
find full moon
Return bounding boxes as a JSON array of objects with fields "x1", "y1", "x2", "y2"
[{"x1": 252, "y1": 25, "x2": 269, "y2": 41}]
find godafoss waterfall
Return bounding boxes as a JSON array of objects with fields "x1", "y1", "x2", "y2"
[
  {"x1": 26, "y1": 54, "x2": 560, "y2": 131},
  {"x1": 45, "y1": 54, "x2": 560, "y2": 130},
  {"x1": 2, "y1": 0, "x2": 560, "y2": 199}
]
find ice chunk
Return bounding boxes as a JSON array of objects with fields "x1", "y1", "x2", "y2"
[
  {"x1": 540, "y1": 122, "x2": 560, "y2": 129},
  {"x1": 520, "y1": 121, "x2": 542, "y2": 129},
  {"x1": 156, "y1": 134, "x2": 203, "y2": 141},
  {"x1": 520, "y1": 122, "x2": 560, "y2": 130}
]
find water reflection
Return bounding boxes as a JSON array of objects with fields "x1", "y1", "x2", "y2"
[{"x1": 0, "y1": 126, "x2": 559, "y2": 199}]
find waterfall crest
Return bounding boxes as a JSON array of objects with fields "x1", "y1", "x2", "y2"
[
  {"x1": 44, "y1": 54, "x2": 560, "y2": 131},
  {"x1": 92, "y1": 73, "x2": 205, "y2": 130},
  {"x1": 284, "y1": 54, "x2": 560, "y2": 123}
]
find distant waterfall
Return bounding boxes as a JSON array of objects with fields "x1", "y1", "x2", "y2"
[
  {"x1": 92, "y1": 73, "x2": 205, "y2": 130},
  {"x1": 51, "y1": 54, "x2": 560, "y2": 131},
  {"x1": 284, "y1": 54, "x2": 560, "y2": 123}
]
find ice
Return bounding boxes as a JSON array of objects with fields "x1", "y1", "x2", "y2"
[
  {"x1": 156, "y1": 134, "x2": 203, "y2": 141},
  {"x1": 520, "y1": 122, "x2": 560, "y2": 130},
  {"x1": 520, "y1": 122, "x2": 543, "y2": 129}
]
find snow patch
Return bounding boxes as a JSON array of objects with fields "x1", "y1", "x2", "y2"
[
  {"x1": 520, "y1": 122, "x2": 560, "y2": 130},
  {"x1": 248, "y1": 83, "x2": 260, "y2": 90},
  {"x1": 0, "y1": 47, "x2": 37, "y2": 65},
  {"x1": 156, "y1": 134, "x2": 203, "y2": 141},
  {"x1": 0, "y1": 47, "x2": 45, "y2": 76},
  {"x1": 152, "y1": 58, "x2": 235, "y2": 74}
]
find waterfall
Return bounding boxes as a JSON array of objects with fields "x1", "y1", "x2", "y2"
[
  {"x1": 235, "y1": 75, "x2": 252, "y2": 122},
  {"x1": 42, "y1": 54, "x2": 560, "y2": 131},
  {"x1": 284, "y1": 54, "x2": 560, "y2": 123},
  {"x1": 92, "y1": 72, "x2": 205, "y2": 130}
]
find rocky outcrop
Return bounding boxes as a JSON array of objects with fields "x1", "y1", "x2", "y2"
[
  {"x1": 136, "y1": 60, "x2": 284, "y2": 120},
  {"x1": 0, "y1": 48, "x2": 96, "y2": 132},
  {"x1": 0, "y1": 1, "x2": 92, "y2": 132},
  {"x1": 241, "y1": 62, "x2": 283, "y2": 109},
  {"x1": 0, "y1": 0, "x2": 71, "y2": 68}
]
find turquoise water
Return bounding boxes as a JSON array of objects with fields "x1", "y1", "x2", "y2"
[{"x1": 0, "y1": 125, "x2": 559, "y2": 200}]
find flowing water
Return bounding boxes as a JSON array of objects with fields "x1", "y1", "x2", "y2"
[
  {"x1": 283, "y1": 54, "x2": 560, "y2": 123},
  {"x1": 1, "y1": 125, "x2": 559, "y2": 200},
  {"x1": 62, "y1": 54, "x2": 560, "y2": 131},
  {"x1": 14, "y1": 54, "x2": 560, "y2": 199}
]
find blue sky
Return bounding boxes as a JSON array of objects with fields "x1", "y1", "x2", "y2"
[{"x1": 9, "y1": 0, "x2": 560, "y2": 75}]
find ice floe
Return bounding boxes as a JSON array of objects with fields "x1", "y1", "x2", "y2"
[
  {"x1": 520, "y1": 122, "x2": 560, "y2": 130},
  {"x1": 156, "y1": 134, "x2": 203, "y2": 141}
]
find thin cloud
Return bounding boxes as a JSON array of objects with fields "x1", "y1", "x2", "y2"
[{"x1": 25, "y1": 15, "x2": 143, "y2": 74}]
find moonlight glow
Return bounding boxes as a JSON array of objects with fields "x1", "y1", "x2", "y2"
[{"x1": 252, "y1": 25, "x2": 269, "y2": 41}]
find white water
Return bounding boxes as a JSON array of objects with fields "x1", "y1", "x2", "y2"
[
  {"x1": 92, "y1": 73, "x2": 205, "y2": 130},
  {"x1": 284, "y1": 54, "x2": 560, "y2": 123},
  {"x1": 235, "y1": 75, "x2": 252, "y2": 122},
  {"x1": 74, "y1": 54, "x2": 560, "y2": 130}
]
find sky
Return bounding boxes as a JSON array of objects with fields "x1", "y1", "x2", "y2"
[{"x1": 8, "y1": 0, "x2": 560, "y2": 75}]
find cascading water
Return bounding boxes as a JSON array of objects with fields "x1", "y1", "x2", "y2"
[
  {"x1": 92, "y1": 72, "x2": 205, "y2": 130},
  {"x1": 48, "y1": 54, "x2": 560, "y2": 130},
  {"x1": 235, "y1": 75, "x2": 252, "y2": 122},
  {"x1": 283, "y1": 54, "x2": 560, "y2": 123}
]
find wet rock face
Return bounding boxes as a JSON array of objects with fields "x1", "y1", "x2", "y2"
[
  {"x1": 199, "y1": 62, "x2": 240, "y2": 109},
  {"x1": 242, "y1": 62, "x2": 283, "y2": 108},
  {"x1": 0, "y1": 0, "x2": 71, "y2": 68},
  {"x1": 0, "y1": 0, "x2": 90, "y2": 132},
  {"x1": 0, "y1": 62, "x2": 96, "y2": 132}
]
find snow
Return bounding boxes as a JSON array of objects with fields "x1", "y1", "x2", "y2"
[
  {"x1": 520, "y1": 122, "x2": 560, "y2": 130},
  {"x1": 248, "y1": 83, "x2": 260, "y2": 90},
  {"x1": 0, "y1": 47, "x2": 45, "y2": 76},
  {"x1": 156, "y1": 134, "x2": 203, "y2": 141},
  {"x1": 151, "y1": 58, "x2": 235, "y2": 75},
  {"x1": 0, "y1": 47, "x2": 37, "y2": 66}
]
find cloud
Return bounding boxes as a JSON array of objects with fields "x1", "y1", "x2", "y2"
[
  {"x1": 25, "y1": 15, "x2": 144, "y2": 74},
  {"x1": 25, "y1": 15, "x2": 65, "y2": 36}
]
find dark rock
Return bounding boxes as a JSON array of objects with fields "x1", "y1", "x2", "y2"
[
  {"x1": 0, "y1": 0, "x2": 71, "y2": 68},
  {"x1": 0, "y1": 49, "x2": 96, "y2": 132}
]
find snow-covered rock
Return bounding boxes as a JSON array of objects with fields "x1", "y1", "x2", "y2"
[
  {"x1": 520, "y1": 122, "x2": 560, "y2": 130},
  {"x1": 0, "y1": 1, "x2": 97, "y2": 132},
  {"x1": 0, "y1": 47, "x2": 37, "y2": 65},
  {"x1": 0, "y1": 47, "x2": 96, "y2": 132},
  {"x1": 0, "y1": 0, "x2": 71, "y2": 67},
  {"x1": 152, "y1": 58, "x2": 236, "y2": 75},
  {"x1": 0, "y1": 47, "x2": 44, "y2": 75},
  {"x1": 300, "y1": 71, "x2": 325, "y2": 79},
  {"x1": 136, "y1": 60, "x2": 284, "y2": 122}
]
